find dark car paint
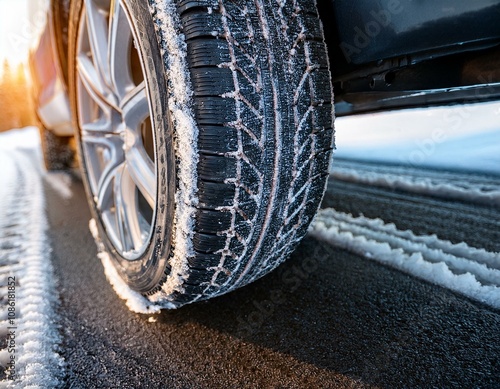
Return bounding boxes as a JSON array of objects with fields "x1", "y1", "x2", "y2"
[
  {"x1": 333, "y1": 0, "x2": 500, "y2": 65},
  {"x1": 41, "y1": 0, "x2": 500, "y2": 118}
]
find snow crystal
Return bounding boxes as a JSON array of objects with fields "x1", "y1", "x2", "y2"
[
  {"x1": 0, "y1": 128, "x2": 64, "y2": 387},
  {"x1": 145, "y1": 0, "x2": 201, "y2": 305},
  {"x1": 88, "y1": 219, "x2": 169, "y2": 313},
  {"x1": 310, "y1": 208, "x2": 500, "y2": 309}
]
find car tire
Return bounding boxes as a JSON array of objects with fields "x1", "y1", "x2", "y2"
[
  {"x1": 69, "y1": 0, "x2": 334, "y2": 307},
  {"x1": 38, "y1": 125, "x2": 74, "y2": 171}
]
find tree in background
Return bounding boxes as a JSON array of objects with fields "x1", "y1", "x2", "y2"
[{"x1": 0, "y1": 59, "x2": 36, "y2": 132}]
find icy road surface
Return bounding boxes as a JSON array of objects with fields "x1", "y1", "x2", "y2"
[{"x1": 1, "y1": 127, "x2": 500, "y2": 387}]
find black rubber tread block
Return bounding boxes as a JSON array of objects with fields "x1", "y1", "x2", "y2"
[
  {"x1": 292, "y1": 160, "x2": 314, "y2": 197},
  {"x1": 286, "y1": 208, "x2": 303, "y2": 230},
  {"x1": 168, "y1": 290, "x2": 198, "y2": 305},
  {"x1": 186, "y1": 267, "x2": 217, "y2": 285},
  {"x1": 198, "y1": 126, "x2": 238, "y2": 155},
  {"x1": 237, "y1": 188, "x2": 258, "y2": 221},
  {"x1": 239, "y1": 161, "x2": 261, "y2": 194},
  {"x1": 186, "y1": 40, "x2": 230, "y2": 68},
  {"x1": 191, "y1": 67, "x2": 234, "y2": 97},
  {"x1": 303, "y1": 14, "x2": 325, "y2": 40},
  {"x1": 178, "y1": 0, "x2": 218, "y2": 15},
  {"x1": 194, "y1": 97, "x2": 237, "y2": 125},
  {"x1": 236, "y1": 71, "x2": 261, "y2": 109},
  {"x1": 188, "y1": 252, "x2": 221, "y2": 270},
  {"x1": 312, "y1": 149, "x2": 332, "y2": 177},
  {"x1": 198, "y1": 154, "x2": 237, "y2": 182},
  {"x1": 195, "y1": 209, "x2": 232, "y2": 234},
  {"x1": 313, "y1": 128, "x2": 334, "y2": 153},
  {"x1": 240, "y1": 130, "x2": 264, "y2": 166},
  {"x1": 296, "y1": 137, "x2": 314, "y2": 168},
  {"x1": 193, "y1": 232, "x2": 226, "y2": 254},
  {"x1": 231, "y1": 46, "x2": 259, "y2": 85},
  {"x1": 228, "y1": 238, "x2": 245, "y2": 257},
  {"x1": 234, "y1": 213, "x2": 252, "y2": 237},
  {"x1": 286, "y1": 179, "x2": 314, "y2": 220},
  {"x1": 307, "y1": 41, "x2": 330, "y2": 69},
  {"x1": 198, "y1": 181, "x2": 235, "y2": 208},
  {"x1": 312, "y1": 104, "x2": 333, "y2": 132},
  {"x1": 239, "y1": 104, "x2": 264, "y2": 133},
  {"x1": 182, "y1": 11, "x2": 223, "y2": 40},
  {"x1": 311, "y1": 69, "x2": 333, "y2": 105}
]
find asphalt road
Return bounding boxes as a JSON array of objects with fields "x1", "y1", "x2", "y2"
[{"x1": 45, "y1": 172, "x2": 500, "y2": 388}]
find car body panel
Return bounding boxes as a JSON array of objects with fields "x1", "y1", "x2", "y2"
[
  {"x1": 333, "y1": 0, "x2": 500, "y2": 65},
  {"x1": 30, "y1": 0, "x2": 500, "y2": 125},
  {"x1": 29, "y1": 0, "x2": 73, "y2": 136}
]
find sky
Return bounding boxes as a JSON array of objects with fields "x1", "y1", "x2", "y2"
[
  {"x1": 0, "y1": 0, "x2": 34, "y2": 66},
  {"x1": 335, "y1": 100, "x2": 500, "y2": 174}
]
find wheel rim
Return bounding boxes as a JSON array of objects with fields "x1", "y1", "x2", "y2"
[{"x1": 76, "y1": 0, "x2": 157, "y2": 260}]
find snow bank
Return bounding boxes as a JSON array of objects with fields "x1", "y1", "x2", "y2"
[
  {"x1": 0, "y1": 128, "x2": 64, "y2": 387},
  {"x1": 0, "y1": 127, "x2": 40, "y2": 151},
  {"x1": 331, "y1": 159, "x2": 500, "y2": 206},
  {"x1": 310, "y1": 208, "x2": 500, "y2": 309}
]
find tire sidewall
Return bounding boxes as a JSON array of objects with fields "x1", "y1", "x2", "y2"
[{"x1": 69, "y1": 0, "x2": 176, "y2": 293}]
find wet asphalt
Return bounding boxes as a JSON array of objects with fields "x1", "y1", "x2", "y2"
[{"x1": 44, "y1": 173, "x2": 500, "y2": 388}]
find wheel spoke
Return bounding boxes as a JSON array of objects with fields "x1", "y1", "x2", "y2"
[
  {"x1": 121, "y1": 82, "x2": 149, "y2": 130},
  {"x1": 114, "y1": 164, "x2": 145, "y2": 252},
  {"x1": 114, "y1": 165, "x2": 132, "y2": 252},
  {"x1": 109, "y1": 0, "x2": 134, "y2": 100},
  {"x1": 95, "y1": 144, "x2": 124, "y2": 210},
  {"x1": 125, "y1": 144, "x2": 156, "y2": 209},
  {"x1": 81, "y1": 118, "x2": 116, "y2": 136},
  {"x1": 84, "y1": 0, "x2": 111, "y2": 86},
  {"x1": 77, "y1": 54, "x2": 117, "y2": 111}
]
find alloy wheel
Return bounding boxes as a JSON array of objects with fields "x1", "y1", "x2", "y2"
[{"x1": 76, "y1": 0, "x2": 157, "y2": 260}]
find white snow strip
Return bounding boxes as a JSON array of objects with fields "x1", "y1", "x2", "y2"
[
  {"x1": 0, "y1": 129, "x2": 64, "y2": 387},
  {"x1": 146, "y1": 0, "x2": 200, "y2": 305},
  {"x1": 43, "y1": 172, "x2": 73, "y2": 200},
  {"x1": 88, "y1": 219, "x2": 167, "y2": 314},
  {"x1": 0, "y1": 127, "x2": 40, "y2": 151},
  {"x1": 310, "y1": 208, "x2": 500, "y2": 309},
  {"x1": 331, "y1": 159, "x2": 500, "y2": 206}
]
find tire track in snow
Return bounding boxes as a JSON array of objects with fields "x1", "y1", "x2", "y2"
[
  {"x1": 310, "y1": 208, "x2": 500, "y2": 309},
  {"x1": 0, "y1": 142, "x2": 63, "y2": 387},
  {"x1": 331, "y1": 159, "x2": 500, "y2": 206}
]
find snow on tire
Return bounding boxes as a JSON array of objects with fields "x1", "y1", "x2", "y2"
[{"x1": 69, "y1": 0, "x2": 334, "y2": 308}]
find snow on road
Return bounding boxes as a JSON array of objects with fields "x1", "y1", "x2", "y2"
[
  {"x1": 331, "y1": 159, "x2": 500, "y2": 206},
  {"x1": 89, "y1": 219, "x2": 165, "y2": 314},
  {"x1": 310, "y1": 208, "x2": 500, "y2": 309},
  {"x1": 0, "y1": 128, "x2": 63, "y2": 387}
]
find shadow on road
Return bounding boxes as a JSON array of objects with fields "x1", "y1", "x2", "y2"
[{"x1": 46, "y1": 176, "x2": 500, "y2": 388}]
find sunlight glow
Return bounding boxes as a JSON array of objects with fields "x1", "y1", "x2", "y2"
[{"x1": 0, "y1": 0, "x2": 32, "y2": 66}]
